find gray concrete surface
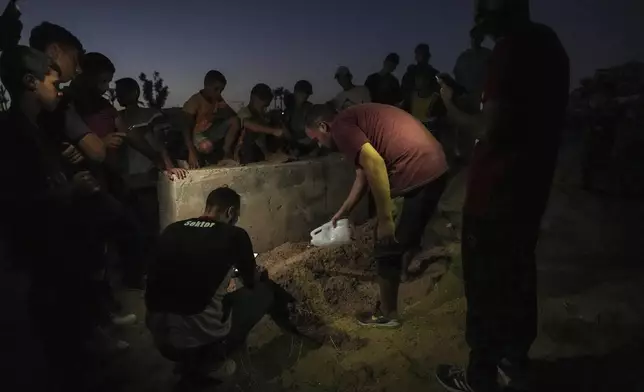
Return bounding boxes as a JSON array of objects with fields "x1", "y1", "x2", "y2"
[{"x1": 158, "y1": 154, "x2": 367, "y2": 252}]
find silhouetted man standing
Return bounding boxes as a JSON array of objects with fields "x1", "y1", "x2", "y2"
[
  {"x1": 401, "y1": 43, "x2": 439, "y2": 110},
  {"x1": 435, "y1": 0, "x2": 569, "y2": 391},
  {"x1": 365, "y1": 53, "x2": 402, "y2": 106}
]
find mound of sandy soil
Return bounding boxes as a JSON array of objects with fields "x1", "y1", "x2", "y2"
[{"x1": 257, "y1": 219, "x2": 450, "y2": 320}]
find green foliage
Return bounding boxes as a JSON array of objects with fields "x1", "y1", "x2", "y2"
[{"x1": 139, "y1": 71, "x2": 169, "y2": 109}]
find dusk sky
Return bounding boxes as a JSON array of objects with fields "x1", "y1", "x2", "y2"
[{"x1": 17, "y1": 0, "x2": 644, "y2": 108}]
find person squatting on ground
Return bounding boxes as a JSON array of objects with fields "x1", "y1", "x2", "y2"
[
  {"x1": 434, "y1": 0, "x2": 570, "y2": 391},
  {"x1": 235, "y1": 83, "x2": 288, "y2": 164},
  {"x1": 283, "y1": 79, "x2": 321, "y2": 157},
  {"x1": 0, "y1": 45, "x2": 104, "y2": 391},
  {"x1": 182, "y1": 70, "x2": 240, "y2": 168},
  {"x1": 145, "y1": 186, "x2": 302, "y2": 385},
  {"x1": 305, "y1": 103, "x2": 449, "y2": 328}
]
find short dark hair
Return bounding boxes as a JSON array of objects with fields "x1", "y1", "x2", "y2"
[
  {"x1": 29, "y1": 22, "x2": 84, "y2": 53},
  {"x1": 0, "y1": 45, "x2": 60, "y2": 95},
  {"x1": 115, "y1": 77, "x2": 140, "y2": 95},
  {"x1": 415, "y1": 43, "x2": 430, "y2": 56},
  {"x1": 250, "y1": 83, "x2": 273, "y2": 102},
  {"x1": 206, "y1": 186, "x2": 240, "y2": 211},
  {"x1": 294, "y1": 80, "x2": 313, "y2": 95},
  {"x1": 204, "y1": 70, "x2": 227, "y2": 86},
  {"x1": 81, "y1": 52, "x2": 115, "y2": 76},
  {"x1": 385, "y1": 53, "x2": 400, "y2": 64},
  {"x1": 305, "y1": 104, "x2": 338, "y2": 129}
]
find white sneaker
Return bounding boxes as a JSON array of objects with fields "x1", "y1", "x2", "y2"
[{"x1": 111, "y1": 313, "x2": 137, "y2": 326}]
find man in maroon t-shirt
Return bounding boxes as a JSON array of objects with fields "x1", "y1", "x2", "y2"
[
  {"x1": 435, "y1": 1, "x2": 570, "y2": 391},
  {"x1": 305, "y1": 103, "x2": 448, "y2": 328}
]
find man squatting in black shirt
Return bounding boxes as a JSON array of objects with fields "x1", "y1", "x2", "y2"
[{"x1": 145, "y1": 186, "x2": 304, "y2": 382}]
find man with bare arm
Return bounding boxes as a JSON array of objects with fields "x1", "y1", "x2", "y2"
[{"x1": 305, "y1": 103, "x2": 448, "y2": 328}]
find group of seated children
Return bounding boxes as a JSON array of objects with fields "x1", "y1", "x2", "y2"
[{"x1": 181, "y1": 71, "x2": 325, "y2": 168}]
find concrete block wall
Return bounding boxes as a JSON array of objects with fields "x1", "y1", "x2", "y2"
[{"x1": 158, "y1": 154, "x2": 367, "y2": 252}]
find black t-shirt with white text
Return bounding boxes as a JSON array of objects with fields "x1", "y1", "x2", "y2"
[{"x1": 145, "y1": 217, "x2": 257, "y2": 315}]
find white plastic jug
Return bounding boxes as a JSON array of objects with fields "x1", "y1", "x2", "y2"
[{"x1": 310, "y1": 219, "x2": 352, "y2": 247}]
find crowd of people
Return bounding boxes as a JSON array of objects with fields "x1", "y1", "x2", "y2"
[{"x1": 0, "y1": 0, "x2": 571, "y2": 391}]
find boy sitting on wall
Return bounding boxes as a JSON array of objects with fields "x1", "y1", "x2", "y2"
[
  {"x1": 235, "y1": 83, "x2": 289, "y2": 164},
  {"x1": 182, "y1": 70, "x2": 240, "y2": 168}
]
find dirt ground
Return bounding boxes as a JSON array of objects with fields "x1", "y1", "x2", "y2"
[{"x1": 3, "y1": 140, "x2": 644, "y2": 391}]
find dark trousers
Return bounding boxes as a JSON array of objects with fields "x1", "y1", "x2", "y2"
[
  {"x1": 28, "y1": 277, "x2": 99, "y2": 391},
  {"x1": 462, "y1": 215, "x2": 540, "y2": 390},
  {"x1": 78, "y1": 192, "x2": 147, "y2": 288},
  {"x1": 375, "y1": 174, "x2": 448, "y2": 316},
  {"x1": 158, "y1": 282, "x2": 275, "y2": 372}
]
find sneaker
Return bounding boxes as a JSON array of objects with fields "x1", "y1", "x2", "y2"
[
  {"x1": 497, "y1": 358, "x2": 532, "y2": 391},
  {"x1": 435, "y1": 365, "x2": 478, "y2": 392},
  {"x1": 111, "y1": 312, "x2": 137, "y2": 326},
  {"x1": 356, "y1": 305, "x2": 400, "y2": 328}
]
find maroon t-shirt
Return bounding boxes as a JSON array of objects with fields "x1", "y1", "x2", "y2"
[
  {"x1": 465, "y1": 23, "x2": 570, "y2": 220},
  {"x1": 330, "y1": 103, "x2": 447, "y2": 197}
]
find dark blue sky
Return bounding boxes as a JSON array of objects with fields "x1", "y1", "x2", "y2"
[{"x1": 17, "y1": 0, "x2": 644, "y2": 107}]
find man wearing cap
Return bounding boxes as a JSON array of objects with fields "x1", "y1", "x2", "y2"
[
  {"x1": 331, "y1": 66, "x2": 371, "y2": 111},
  {"x1": 365, "y1": 53, "x2": 402, "y2": 106},
  {"x1": 435, "y1": 0, "x2": 569, "y2": 391}
]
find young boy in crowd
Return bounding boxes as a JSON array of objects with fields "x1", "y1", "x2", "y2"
[
  {"x1": 235, "y1": 83, "x2": 287, "y2": 164},
  {"x1": 284, "y1": 80, "x2": 319, "y2": 157},
  {"x1": 182, "y1": 70, "x2": 240, "y2": 168},
  {"x1": 72, "y1": 53, "x2": 180, "y2": 188},
  {"x1": 405, "y1": 72, "x2": 436, "y2": 128},
  {"x1": 0, "y1": 45, "x2": 103, "y2": 390},
  {"x1": 115, "y1": 77, "x2": 186, "y2": 185},
  {"x1": 114, "y1": 77, "x2": 187, "y2": 265}
]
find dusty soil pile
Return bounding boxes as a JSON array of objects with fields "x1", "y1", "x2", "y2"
[
  {"x1": 257, "y1": 220, "x2": 378, "y2": 317},
  {"x1": 258, "y1": 219, "x2": 450, "y2": 319}
]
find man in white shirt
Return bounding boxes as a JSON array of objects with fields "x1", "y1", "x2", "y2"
[{"x1": 331, "y1": 66, "x2": 371, "y2": 111}]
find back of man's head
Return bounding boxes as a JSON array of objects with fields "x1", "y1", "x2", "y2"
[
  {"x1": 29, "y1": 22, "x2": 83, "y2": 53},
  {"x1": 206, "y1": 186, "x2": 241, "y2": 212},
  {"x1": 305, "y1": 104, "x2": 338, "y2": 129},
  {"x1": 385, "y1": 53, "x2": 400, "y2": 65},
  {"x1": 81, "y1": 52, "x2": 115, "y2": 76},
  {"x1": 294, "y1": 80, "x2": 313, "y2": 95},
  {"x1": 115, "y1": 77, "x2": 140, "y2": 95},
  {"x1": 204, "y1": 70, "x2": 227, "y2": 86},
  {"x1": 251, "y1": 83, "x2": 274, "y2": 102},
  {"x1": 0, "y1": 45, "x2": 60, "y2": 97}
]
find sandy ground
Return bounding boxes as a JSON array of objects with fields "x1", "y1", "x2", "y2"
[{"x1": 2, "y1": 140, "x2": 644, "y2": 392}]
